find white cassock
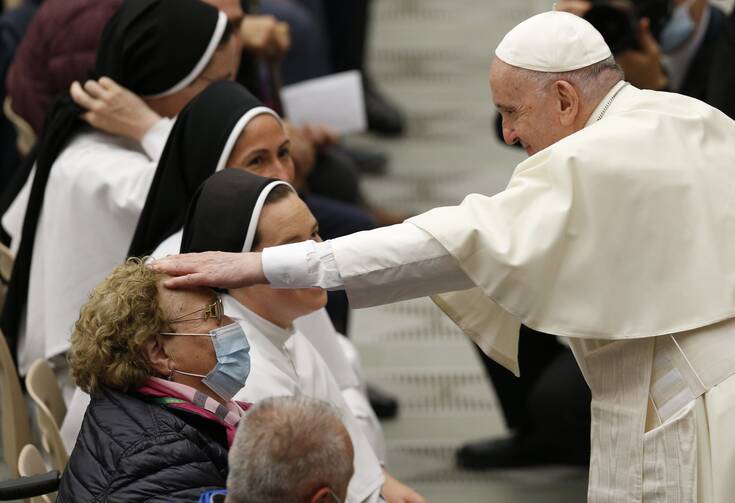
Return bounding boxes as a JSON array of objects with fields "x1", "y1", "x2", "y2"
[
  {"x1": 262, "y1": 82, "x2": 735, "y2": 503},
  {"x1": 1, "y1": 119, "x2": 173, "y2": 378},
  {"x1": 223, "y1": 295, "x2": 385, "y2": 503}
]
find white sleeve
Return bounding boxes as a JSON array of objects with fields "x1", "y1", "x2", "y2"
[
  {"x1": 262, "y1": 222, "x2": 474, "y2": 306},
  {"x1": 139, "y1": 117, "x2": 174, "y2": 161},
  {"x1": 262, "y1": 239, "x2": 343, "y2": 289}
]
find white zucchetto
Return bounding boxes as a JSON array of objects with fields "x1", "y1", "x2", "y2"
[{"x1": 495, "y1": 11, "x2": 612, "y2": 72}]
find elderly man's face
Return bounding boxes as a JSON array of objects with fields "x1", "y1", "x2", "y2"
[{"x1": 490, "y1": 58, "x2": 578, "y2": 156}]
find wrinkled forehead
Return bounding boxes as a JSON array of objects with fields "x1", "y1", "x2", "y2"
[
  {"x1": 489, "y1": 58, "x2": 528, "y2": 104},
  {"x1": 156, "y1": 276, "x2": 216, "y2": 319}
]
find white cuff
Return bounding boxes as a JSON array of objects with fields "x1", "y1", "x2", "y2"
[
  {"x1": 262, "y1": 240, "x2": 344, "y2": 289},
  {"x1": 140, "y1": 118, "x2": 174, "y2": 161}
]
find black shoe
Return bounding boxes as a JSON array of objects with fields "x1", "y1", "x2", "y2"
[
  {"x1": 367, "y1": 383, "x2": 399, "y2": 419},
  {"x1": 364, "y1": 76, "x2": 405, "y2": 137},
  {"x1": 456, "y1": 436, "x2": 588, "y2": 470},
  {"x1": 339, "y1": 144, "x2": 389, "y2": 176}
]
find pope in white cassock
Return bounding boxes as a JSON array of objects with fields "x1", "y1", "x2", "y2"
[{"x1": 152, "y1": 11, "x2": 735, "y2": 503}]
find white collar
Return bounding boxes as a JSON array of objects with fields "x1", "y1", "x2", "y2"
[
  {"x1": 221, "y1": 294, "x2": 295, "y2": 347},
  {"x1": 585, "y1": 80, "x2": 630, "y2": 127}
]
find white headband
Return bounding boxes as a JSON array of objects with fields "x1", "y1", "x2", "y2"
[
  {"x1": 144, "y1": 11, "x2": 228, "y2": 98},
  {"x1": 242, "y1": 180, "x2": 294, "y2": 252},
  {"x1": 214, "y1": 106, "x2": 282, "y2": 173}
]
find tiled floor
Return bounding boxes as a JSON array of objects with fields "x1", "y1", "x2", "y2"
[{"x1": 347, "y1": 1, "x2": 591, "y2": 501}]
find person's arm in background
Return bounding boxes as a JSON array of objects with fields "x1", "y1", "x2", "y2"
[{"x1": 69, "y1": 77, "x2": 173, "y2": 162}]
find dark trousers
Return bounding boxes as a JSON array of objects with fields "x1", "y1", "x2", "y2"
[{"x1": 477, "y1": 325, "x2": 591, "y2": 462}]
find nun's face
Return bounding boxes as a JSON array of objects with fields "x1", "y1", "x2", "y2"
[
  {"x1": 227, "y1": 115, "x2": 296, "y2": 183},
  {"x1": 234, "y1": 192, "x2": 327, "y2": 325}
]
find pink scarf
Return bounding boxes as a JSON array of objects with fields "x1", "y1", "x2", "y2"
[{"x1": 136, "y1": 377, "x2": 250, "y2": 447}]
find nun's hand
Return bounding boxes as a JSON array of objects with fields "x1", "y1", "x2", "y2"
[
  {"x1": 70, "y1": 77, "x2": 161, "y2": 142},
  {"x1": 150, "y1": 251, "x2": 267, "y2": 290}
]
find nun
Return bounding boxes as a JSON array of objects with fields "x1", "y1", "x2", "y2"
[
  {"x1": 0, "y1": 0, "x2": 236, "y2": 386},
  {"x1": 179, "y1": 169, "x2": 424, "y2": 503}
]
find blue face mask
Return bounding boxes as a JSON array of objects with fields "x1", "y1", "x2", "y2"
[
  {"x1": 659, "y1": 0, "x2": 696, "y2": 53},
  {"x1": 165, "y1": 322, "x2": 251, "y2": 401},
  {"x1": 201, "y1": 323, "x2": 251, "y2": 400}
]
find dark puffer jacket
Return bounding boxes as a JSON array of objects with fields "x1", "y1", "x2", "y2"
[
  {"x1": 56, "y1": 386, "x2": 229, "y2": 502},
  {"x1": 5, "y1": 0, "x2": 122, "y2": 136}
]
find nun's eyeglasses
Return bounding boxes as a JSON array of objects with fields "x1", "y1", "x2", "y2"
[{"x1": 164, "y1": 296, "x2": 223, "y2": 325}]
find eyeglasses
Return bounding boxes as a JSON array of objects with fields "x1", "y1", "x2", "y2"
[{"x1": 160, "y1": 296, "x2": 223, "y2": 336}]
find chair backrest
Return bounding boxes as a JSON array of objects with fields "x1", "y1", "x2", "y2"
[
  {"x1": 17, "y1": 444, "x2": 55, "y2": 503},
  {"x1": 0, "y1": 329, "x2": 32, "y2": 478},
  {"x1": 0, "y1": 242, "x2": 13, "y2": 312},
  {"x1": 25, "y1": 360, "x2": 68, "y2": 471}
]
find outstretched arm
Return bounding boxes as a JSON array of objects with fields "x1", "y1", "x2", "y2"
[
  {"x1": 151, "y1": 251, "x2": 267, "y2": 289},
  {"x1": 151, "y1": 223, "x2": 474, "y2": 308}
]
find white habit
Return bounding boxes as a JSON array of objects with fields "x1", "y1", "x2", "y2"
[
  {"x1": 262, "y1": 81, "x2": 735, "y2": 503},
  {"x1": 223, "y1": 295, "x2": 385, "y2": 503},
  {"x1": 1, "y1": 119, "x2": 173, "y2": 376}
]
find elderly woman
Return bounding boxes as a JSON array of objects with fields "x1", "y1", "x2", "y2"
[
  {"x1": 179, "y1": 169, "x2": 425, "y2": 503},
  {"x1": 57, "y1": 259, "x2": 251, "y2": 502}
]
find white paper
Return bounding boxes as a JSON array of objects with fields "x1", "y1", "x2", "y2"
[{"x1": 281, "y1": 70, "x2": 367, "y2": 134}]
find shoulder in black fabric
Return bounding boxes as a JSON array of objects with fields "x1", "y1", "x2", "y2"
[
  {"x1": 0, "y1": 0, "x2": 222, "y2": 359},
  {"x1": 57, "y1": 385, "x2": 229, "y2": 502},
  {"x1": 180, "y1": 168, "x2": 281, "y2": 254},
  {"x1": 127, "y1": 80, "x2": 268, "y2": 257}
]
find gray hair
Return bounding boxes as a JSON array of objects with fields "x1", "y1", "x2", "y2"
[
  {"x1": 516, "y1": 55, "x2": 624, "y2": 102},
  {"x1": 227, "y1": 396, "x2": 354, "y2": 503}
]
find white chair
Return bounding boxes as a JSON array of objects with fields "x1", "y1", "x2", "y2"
[
  {"x1": 25, "y1": 359, "x2": 68, "y2": 471},
  {"x1": 0, "y1": 329, "x2": 33, "y2": 477},
  {"x1": 17, "y1": 444, "x2": 55, "y2": 503}
]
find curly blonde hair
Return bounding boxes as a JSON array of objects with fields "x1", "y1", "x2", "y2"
[{"x1": 69, "y1": 258, "x2": 167, "y2": 393}]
